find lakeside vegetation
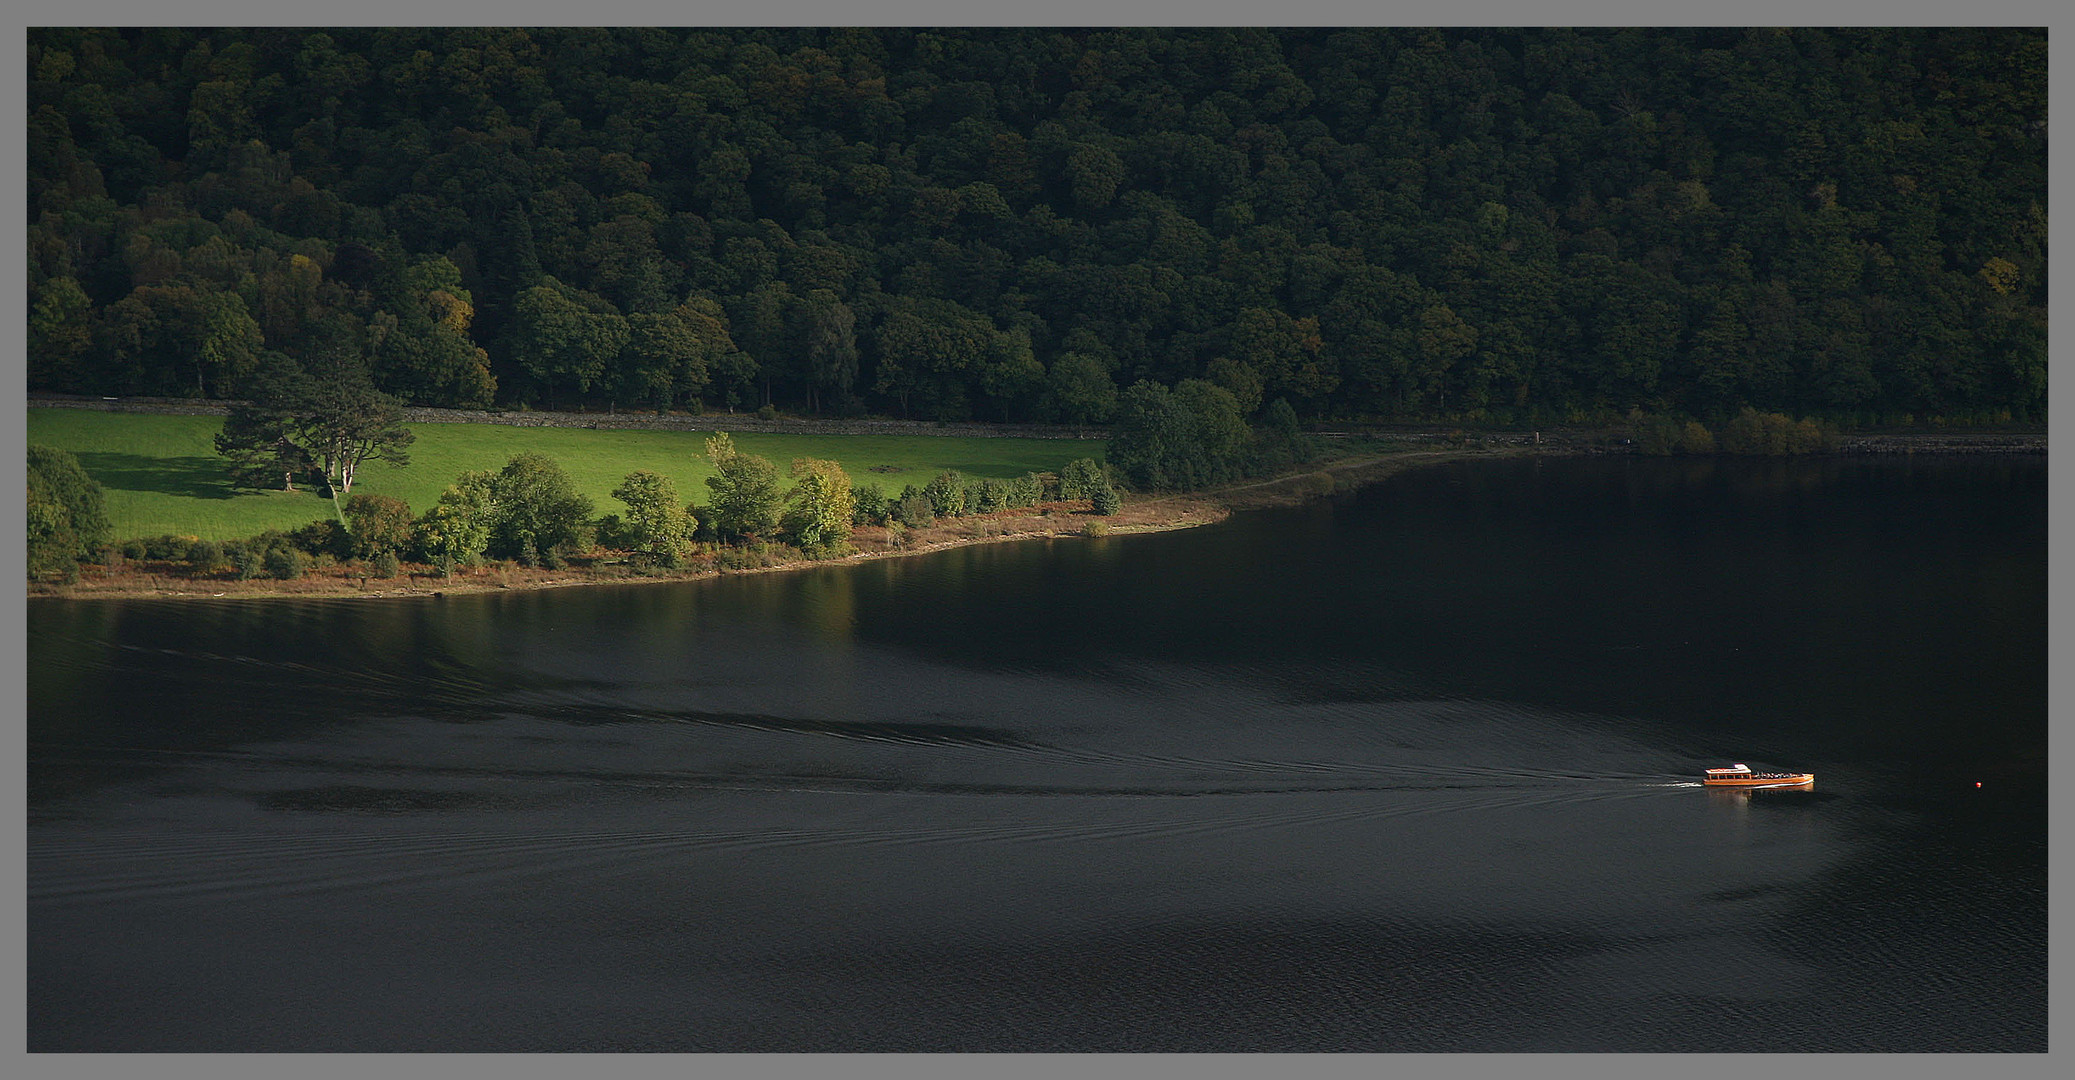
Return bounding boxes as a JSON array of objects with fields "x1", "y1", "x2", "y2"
[
  {"x1": 25, "y1": 403, "x2": 1141, "y2": 589},
  {"x1": 28, "y1": 28, "x2": 2045, "y2": 430},
  {"x1": 23, "y1": 26, "x2": 2049, "y2": 594},
  {"x1": 27, "y1": 407, "x2": 1101, "y2": 540},
  {"x1": 32, "y1": 398, "x2": 2024, "y2": 597}
]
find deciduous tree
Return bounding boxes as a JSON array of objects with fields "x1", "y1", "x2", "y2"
[
  {"x1": 343, "y1": 492, "x2": 414, "y2": 559},
  {"x1": 701, "y1": 432, "x2": 782, "y2": 542},
  {"x1": 213, "y1": 352, "x2": 318, "y2": 491},
  {"x1": 782, "y1": 458, "x2": 856, "y2": 555},
  {"x1": 1058, "y1": 457, "x2": 1110, "y2": 501},
  {"x1": 26, "y1": 445, "x2": 110, "y2": 581},
  {"x1": 611, "y1": 469, "x2": 695, "y2": 562},
  {"x1": 298, "y1": 371, "x2": 416, "y2": 496},
  {"x1": 414, "y1": 470, "x2": 499, "y2": 574},
  {"x1": 488, "y1": 453, "x2": 594, "y2": 566}
]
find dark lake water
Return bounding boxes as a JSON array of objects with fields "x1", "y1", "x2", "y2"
[{"x1": 27, "y1": 454, "x2": 2047, "y2": 1052}]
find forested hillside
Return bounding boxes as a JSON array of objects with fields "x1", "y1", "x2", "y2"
[{"x1": 26, "y1": 28, "x2": 2047, "y2": 425}]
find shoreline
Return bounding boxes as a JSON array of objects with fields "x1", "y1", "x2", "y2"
[
  {"x1": 26, "y1": 446, "x2": 1503, "y2": 603},
  {"x1": 26, "y1": 437, "x2": 2043, "y2": 603}
]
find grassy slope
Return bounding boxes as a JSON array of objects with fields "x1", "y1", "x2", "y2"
[{"x1": 27, "y1": 409, "x2": 1102, "y2": 542}]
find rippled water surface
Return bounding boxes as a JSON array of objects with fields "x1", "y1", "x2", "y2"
[{"x1": 27, "y1": 455, "x2": 2046, "y2": 1051}]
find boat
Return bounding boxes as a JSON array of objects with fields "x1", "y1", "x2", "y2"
[{"x1": 1703, "y1": 763, "x2": 1814, "y2": 788}]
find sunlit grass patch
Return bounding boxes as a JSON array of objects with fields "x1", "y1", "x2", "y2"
[{"x1": 28, "y1": 409, "x2": 1102, "y2": 541}]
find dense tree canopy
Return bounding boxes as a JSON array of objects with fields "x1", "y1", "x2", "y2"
[
  {"x1": 1108, "y1": 377, "x2": 1254, "y2": 491},
  {"x1": 28, "y1": 28, "x2": 2046, "y2": 424}
]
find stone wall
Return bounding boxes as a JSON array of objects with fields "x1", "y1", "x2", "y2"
[
  {"x1": 29, "y1": 394, "x2": 1109, "y2": 440},
  {"x1": 29, "y1": 395, "x2": 2040, "y2": 452},
  {"x1": 31, "y1": 394, "x2": 233, "y2": 417}
]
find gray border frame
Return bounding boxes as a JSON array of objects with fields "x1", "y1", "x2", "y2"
[{"x1": 9, "y1": 3, "x2": 2064, "y2": 1077}]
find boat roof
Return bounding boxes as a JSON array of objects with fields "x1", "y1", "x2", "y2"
[{"x1": 1706, "y1": 764, "x2": 1753, "y2": 774}]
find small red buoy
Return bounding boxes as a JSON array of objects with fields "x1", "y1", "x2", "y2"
[{"x1": 1976, "y1": 782, "x2": 1983, "y2": 788}]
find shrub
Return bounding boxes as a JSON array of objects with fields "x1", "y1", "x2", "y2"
[
  {"x1": 894, "y1": 490, "x2": 935, "y2": 528},
  {"x1": 369, "y1": 551, "x2": 400, "y2": 579},
  {"x1": 1294, "y1": 472, "x2": 1337, "y2": 497},
  {"x1": 971, "y1": 478, "x2": 1008, "y2": 514},
  {"x1": 851, "y1": 483, "x2": 890, "y2": 526},
  {"x1": 120, "y1": 538, "x2": 147, "y2": 560},
  {"x1": 229, "y1": 530, "x2": 309, "y2": 580},
  {"x1": 755, "y1": 403, "x2": 779, "y2": 421},
  {"x1": 186, "y1": 540, "x2": 222, "y2": 572},
  {"x1": 1631, "y1": 413, "x2": 1722, "y2": 455},
  {"x1": 923, "y1": 471, "x2": 967, "y2": 517},
  {"x1": 1058, "y1": 458, "x2": 1108, "y2": 501},
  {"x1": 1631, "y1": 413, "x2": 1683, "y2": 456},
  {"x1": 1257, "y1": 398, "x2": 1313, "y2": 465},
  {"x1": 1006, "y1": 473, "x2": 1044, "y2": 508},
  {"x1": 714, "y1": 543, "x2": 791, "y2": 570},
  {"x1": 345, "y1": 493, "x2": 415, "y2": 559},
  {"x1": 1082, "y1": 520, "x2": 1110, "y2": 537},
  {"x1": 1718, "y1": 408, "x2": 1835, "y2": 455},
  {"x1": 593, "y1": 513, "x2": 631, "y2": 550},
  {"x1": 225, "y1": 541, "x2": 260, "y2": 579},
  {"x1": 139, "y1": 534, "x2": 195, "y2": 560},
  {"x1": 290, "y1": 518, "x2": 351, "y2": 559},
  {"x1": 263, "y1": 545, "x2": 306, "y2": 580},
  {"x1": 1090, "y1": 483, "x2": 1121, "y2": 516},
  {"x1": 685, "y1": 504, "x2": 712, "y2": 543}
]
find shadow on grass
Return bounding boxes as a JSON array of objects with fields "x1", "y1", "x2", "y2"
[
  {"x1": 73, "y1": 451, "x2": 243, "y2": 500},
  {"x1": 934, "y1": 463, "x2": 1058, "y2": 480}
]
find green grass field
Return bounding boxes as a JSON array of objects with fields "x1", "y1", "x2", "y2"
[{"x1": 28, "y1": 409, "x2": 1104, "y2": 542}]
